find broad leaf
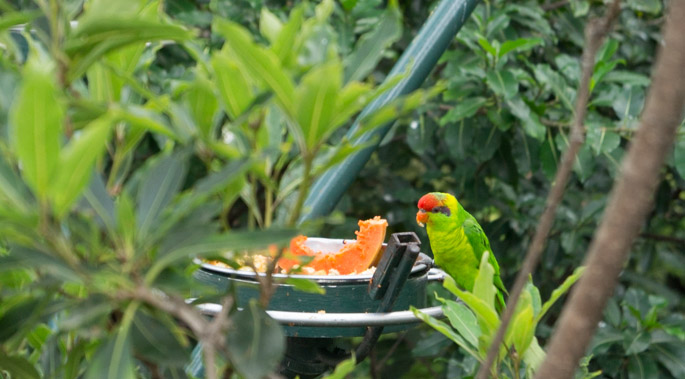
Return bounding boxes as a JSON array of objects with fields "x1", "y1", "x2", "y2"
[
  {"x1": 135, "y1": 152, "x2": 189, "y2": 244},
  {"x1": 211, "y1": 53, "x2": 255, "y2": 120},
  {"x1": 472, "y1": 251, "x2": 496, "y2": 313},
  {"x1": 214, "y1": 19, "x2": 295, "y2": 116},
  {"x1": 0, "y1": 354, "x2": 40, "y2": 379},
  {"x1": 444, "y1": 276, "x2": 499, "y2": 333},
  {"x1": 50, "y1": 116, "x2": 112, "y2": 217},
  {"x1": 344, "y1": 0, "x2": 402, "y2": 83},
  {"x1": 0, "y1": 298, "x2": 41, "y2": 342},
  {"x1": 506, "y1": 296, "x2": 535, "y2": 355},
  {"x1": 506, "y1": 97, "x2": 545, "y2": 141},
  {"x1": 131, "y1": 311, "x2": 190, "y2": 366},
  {"x1": 440, "y1": 97, "x2": 488, "y2": 125},
  {"x1": 498, "y1": 37, "x2": 543, "y2": 58},
  {"x1": 441, "y1": 299, "x2": 480, "y2": 348},
  {"x1": 227, "y1": 299, "x2": 285, "y2": 379},
  {"x1": 294, "y1": 60, "x2": 342, "y2": 150},
  {"x1": 84, "y1": 332, "x2": 136, "y2": 379},
  {"x1": 11, "y1": 54, "x2": 64, "y2": 201},
  {"x1": 183, "y1": 73, "x2": 219, "y2": 138},
  {"x1": 411, "y1": 306, "x2": 480, "y2": 359},
  {"x1": 0, "y1": 154, "x2": 32, "y2": 215},
  {"x1": 486, "y1": 69, "x2": 517, "y2": 99}
]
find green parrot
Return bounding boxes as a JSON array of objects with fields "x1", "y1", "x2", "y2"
[{"x1": 416, "y1": 192, "x2": 507, "y2": 311}]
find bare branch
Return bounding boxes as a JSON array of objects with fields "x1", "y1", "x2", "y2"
[
  {"x1": 476, "y1": 1, "x2": 623, "y2": 378},
  {"x1": 536, "y1": 1, "x2": 685, "y2": 377}
]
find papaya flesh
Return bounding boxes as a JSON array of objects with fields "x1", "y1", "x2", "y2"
[{"x1": 278, "y1": 216, "x2": 388, "y2": 275}]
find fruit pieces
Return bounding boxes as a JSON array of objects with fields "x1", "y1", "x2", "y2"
[{"x1": 278, "y1": 216, "x2": 388, "y2": 275}]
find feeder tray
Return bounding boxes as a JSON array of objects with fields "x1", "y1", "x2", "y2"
[{"x1": 194, "y1": 232, "x2": 444, "y2": 338}]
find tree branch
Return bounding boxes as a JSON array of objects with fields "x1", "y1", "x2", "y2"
[
  {"x1": 536, "y1": 1, "x2": 685, "y2": 376},
  {"x1": 476, "y1": 1, "x2": 623, "y2": 378}
]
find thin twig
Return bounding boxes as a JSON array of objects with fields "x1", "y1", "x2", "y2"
[
  {"x1": 639, "y1": 232, "x2": 685, "y2": 245},
  {"x1": 538, "y1": 1, "x2": 685, "y2": 373},
  {"x1": 542, "y1": 0, "x2": 569, "y2": 12},
  {"x1": 476, "y1": 2, "x2": 623, "y2": 378}
]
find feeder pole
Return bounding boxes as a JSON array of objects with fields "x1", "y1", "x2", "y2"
[{"x1": 299, "y1": 0, "x2": 481, "y2": 223}]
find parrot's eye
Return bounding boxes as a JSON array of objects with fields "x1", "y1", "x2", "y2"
[{"x1": 432, "y1": 206, "x2": 451, "y2": 216}]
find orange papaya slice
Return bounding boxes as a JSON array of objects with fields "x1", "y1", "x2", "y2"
[{"x1": 278, "y1": 216, "x2": 388, "y2": 275}]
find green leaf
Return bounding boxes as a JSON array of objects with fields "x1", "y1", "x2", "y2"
[
  {"x1": 0, "y1": 298, "x2": 41, "y2": 342},
  {"x1": 114, "y1": 104, "x2": 180, "y2": 141},
  {"x1": 537, "y1": 266, "x2": 585, "y2": 322},
  {"x1": 340, "y1": 0, "x2": 359, "y2": 11},
  {"x1": 498, "y1": 37, "x2": 543, "y2": 58},
  {"x1": 0, "y1": 11, "x2": 40, "y2": 33},
  {"x1": 81, "y1": 174, "x2": 116, "y2": 233},
  {"x1": 135, "y1": 152, "x2": 189, "y2": 244},
  {"x1": 570, "y1": 0, "x2": 590, "y2": 17},
  {"x1": 627, "y1": 353, "x2": 658, "y2": 379},
  {"x1": 0, "y1": 354, "x2": 40, "y2": 379},
  {"x1": 411, "y1": 306, "x2": 480, "y2": 359},
  {"x1": 603, "y1": 71, "x2": 650, "y2": 87},
  {"x1": 272, "y1": 5, "x2": 304, "y2": 64},
  {"x1": 444, "y1": 276, "x2": 499, "y2": 333},
  {"x1": 66, "y1": 18, "x2": 193, "y2": 82},
  {"x1": 522, "y1": 337, "x2": 546, "y2": 375},
  {"x1": 612, "y1": 85, "x2": 645, "y2": 121},
  {"x1": 441, "y1": 299, "x2": 480, "y2": 348},
  {"x1": 507, "y1": 98, "x2": 545, "y2": 141},
  {"x1": 10, "y1": 54, "x2": 64, "y2": 201},
  {"x1": 326, "y1": 356, "x2": 356, "y2": 379},
  {"x1": 259, "y1": 7, "x2": 283, "y2": 44},
  {"x1": 477, "y1": 38, "x2": 497, "y2": 57},
  {"x1": 131, "y1": 311, "x2": 190, "y2": 366},
  {"x1": 283, "y1": 278, "x2": 326, "y2": 295},
  {"x1": 586, "y1": 126, "x2": 620, "y2": 156},
  {"x1": 440, "y1": 97, "x2": 488, "y2": 125},
  {"x1": 673, "y1": 135, "x2": 685, "y2": 179},
  {"x1": 183, "y1": 74, "x2": 219, "y2": 139},
  {"x1": 652, "y1": 342, "x2": 685, "y2": 378},
  {"x1": 507, "y1": 300, "x2": 535, "y2": 355},
  {"x1": 214, "y1": 19, "x2": 295, "y2": 116},
  {"x1": 295, "y1": 60, "x2": 342, "y2": 150},
  {"x1": 0, "y1": 245, "x2": 77, "y2": 280},
  {"x1": 533, "y1": 64, "x2": 576, "y2": 111},
  {"x1": 626, "y1": 0, "x2": 661, "y2": 14},
  {"x1": 227, "y1": 299, "x2": 285, "y2": 379},
  {"x1": 624, "y1": 330, "x2": 651, "y2": 355},
  {"x1": 486, "y1": 69, "x2": 518, "y2": 99},
  {"x1": 84, "y1": 332, "x2": 136, "y2": 379},
  {"x1": 473, "y1": 251, "x2": 496, "y2": 313},
  {"x1": 344, "y1": 0, "x2": 402, "y2": 82},
  {"x1": 210, "y1": 53, "x2": 255, "y2": 120},
  {"x1": 59, "y1": 295, "x2": 113, "y2": 331},
  {"x1": 50, "y1": 116, "x2": 112, "y2": 218},
  {"x1": 0, "y1": 154, "x2": 32, "y2": 215}
]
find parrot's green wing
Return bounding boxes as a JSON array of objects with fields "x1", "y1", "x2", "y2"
[{"x1": 462, "y1": 217, "x2": 509, "y2": 298}]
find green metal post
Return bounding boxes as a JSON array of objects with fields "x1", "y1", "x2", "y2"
[{"x1": 300, "y1": 0, "x2": 481, "y2": 222}]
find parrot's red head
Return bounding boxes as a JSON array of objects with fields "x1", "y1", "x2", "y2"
[{"x1": 416, "y1": 192, "x2": 457, "y2": 227}]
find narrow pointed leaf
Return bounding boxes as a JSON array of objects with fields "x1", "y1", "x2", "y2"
[
  {"x1": 210, "y1": 53, "x2": 254, "y2": 119},
  {"x1": 214, "y1": 19, "x2": 295, "y2": 115},
  {"x1": 411, "y1": 306, "x2": 480, "y2": 358},
  {"x1": 0, "y1": 355, "x2": 40, "y2": 379},
  {"x1": 444, "y1": 275, "x2": 499, "y2": 333},
  {"x1": 135, "y1": 153, "x2": 188, "y2": 244},
  {"x1": 344, "y1": 0, "x2": 402, "y2": 82},
  {"x1": 227, "y1": 299, "x2": 285, "y2": 379},
  {"x1": 441, "y1": 299, "x2": 480, "y2": 348},
  {"x1": 11, "y1": 55, "x2": 64, "y2": 201},
  {"x1": 51, "y1": 117, "x2": 112, "y2": 217},
  {"x1": 473, "y1": 251, "x2": 496, "y2": 313},
  {"x1": 84, "y1": 332, "x2": 135, "y2": 379},
  {"x1": 536, "y1": 266, "x2": 585, "y2": 322},
  {"x1": 295, "y1": 60, "x2": 341, "y2": 149}
]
